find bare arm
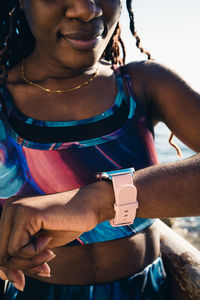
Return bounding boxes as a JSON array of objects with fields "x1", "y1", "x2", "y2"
[
  {"x1": 127, "y1": 60, "x2": 200, "y2": 152},
  {"x1": 0, "y1": 154, "x2": 199, "y2": 289},
  {"x1": 1, "y1": 154, "x2": 199, "y2": 264},
  {"x1": 134, "y1": 154, "x2": 200, "y2": 218}
]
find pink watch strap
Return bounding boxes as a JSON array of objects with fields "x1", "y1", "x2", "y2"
[{"x1": 109, "y1": 173, "x2": 138, "y2": 227}]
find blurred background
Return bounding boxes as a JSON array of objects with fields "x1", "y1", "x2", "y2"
[{"x1": 121, "y1": 0, "x2": 200, "y2": 249}]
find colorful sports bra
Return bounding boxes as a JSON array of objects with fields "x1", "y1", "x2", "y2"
[{"x1": 0, "y1": 67, "x2": 158, "y2": 244}]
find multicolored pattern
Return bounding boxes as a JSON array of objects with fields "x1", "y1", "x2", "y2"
[{"x1": 0, "y1": 69, "x2": 158, "y2": 244}]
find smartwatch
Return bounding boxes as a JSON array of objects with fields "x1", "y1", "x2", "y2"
[{"x1": 96, "y1": 168, "x2": 138, "y2": 227}]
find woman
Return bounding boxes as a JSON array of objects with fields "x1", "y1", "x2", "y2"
[{"x1": 0, "y1": 0, "x2": 199, "y2": 299}]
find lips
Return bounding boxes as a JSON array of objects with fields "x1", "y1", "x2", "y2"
[
  {"x1": 60, "y1": 31, "x2": 103, "y2": 50},
  {"x1": 62, "y1": 31, "x2": 102, "y2": 40}
]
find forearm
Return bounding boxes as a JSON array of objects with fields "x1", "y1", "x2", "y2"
[
  {"x1": 133, "y1": 154, "x2": 200, "y2": 218},
  {"x1": 1, "y1": 156, "x2": 199, "y2": 289},
  {"x1": 97, "y1": 154, "x2": 200, "y2": 221}
]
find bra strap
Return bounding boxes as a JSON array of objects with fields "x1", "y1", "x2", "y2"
[{"x1": 112, "y1": 65, "x2": 127, "y2": 98}]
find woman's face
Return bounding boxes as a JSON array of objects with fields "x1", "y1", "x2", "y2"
[{"x1": 22, "y1": 0, "x2": 122, "y2": 70}]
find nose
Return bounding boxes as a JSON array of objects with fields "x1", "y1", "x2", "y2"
[{"x1": 65, "y1": 0, "x2": 103, "y2": 22}]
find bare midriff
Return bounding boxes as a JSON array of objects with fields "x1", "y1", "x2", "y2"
[{"x1": 27, "y1": 223, "x2": 160, "y2": 285}]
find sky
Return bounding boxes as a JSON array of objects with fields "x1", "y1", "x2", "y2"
[{"x1": 121, "y1": 0, "x2": 200, "y2": 91}]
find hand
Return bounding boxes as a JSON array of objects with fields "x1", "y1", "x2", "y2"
[
  {"x1": 0, "y1": 183, "x2": 106, "y2": 290},
  {"x1": 0, "y1": 235, "x2": 56, "y2": 291},
  {"x1": 0, "y1": 259, "x2": 52, "y2": 291}
]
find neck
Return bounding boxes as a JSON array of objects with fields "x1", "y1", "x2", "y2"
[
  {"x1": 21, "y1": 59, "x2": 100, "y2": 94},
  {"x1": 25, "y1": 48, "x2": 99, "y2": 84}
]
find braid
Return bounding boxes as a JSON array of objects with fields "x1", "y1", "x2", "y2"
[
  {"x1": 126, "y1": 0, "x2": 151, "y2": 60},
  {"x1": 103, "y1": 0, "x2": 151, "y2": 65},
  {"x1": 126, "y1": 0, "x2": 181, "y2": 156},
  {"x1": 0, "y1": 0, "x2": 35, "y2": 86},
  {"x1": 103, "y1": 22, "x2": 126, "y2": 65}
]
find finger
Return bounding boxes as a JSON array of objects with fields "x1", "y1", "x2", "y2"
[
  {"x1": 0, "y1": 202, "x2": 36, "y2": 264},
  {"x1": 30, "y1": 249, "x2": 56, "y2": 266},
  {"x1": 0, "y1": 206, "x2": 15, "y2": 265},
  {"x1": 10, "y1": 236, "x2": 53, "y2": 258},
  {"x1": 7, "y1": 213, "x2": 43, "y2": 257},
  {"x1": 4, "y1": 249, "x2": 55, "y2": 270},
  {"x1": 27, "y1": 262, "x2": 51, "y2": 277},
  {"x1": 0, "y1": 269, "x2": 8, "y2": 280},
  {"x1": 4, "y1": 268, "x2": 25, "y2": 291}
]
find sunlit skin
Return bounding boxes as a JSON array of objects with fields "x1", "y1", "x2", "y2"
[
  {"x1": 7, "y1": 0, "x2": 122, "y2": 122},
  {"x1": 22, "y1": 0, "x2": 122, "y2": 79},
  {"x1": 0, "y1": 0, "x2": 200, "y2": 293}
]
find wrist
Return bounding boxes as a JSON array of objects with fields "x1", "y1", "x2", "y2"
[
  {"x1": 66, "y1": 181, "x2": 115, "y2": 232},
  {"x1": 92, "y1": 180, "x2": 115, "y2": 224}
]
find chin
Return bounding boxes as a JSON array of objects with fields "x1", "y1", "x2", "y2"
[{"x1": 62, "y1": 54, "x2": 101, "y2": 71}]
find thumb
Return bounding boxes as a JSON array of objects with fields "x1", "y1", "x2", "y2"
[{"x1": 10, "y1": 236, "x2": 53, "y2": 259}]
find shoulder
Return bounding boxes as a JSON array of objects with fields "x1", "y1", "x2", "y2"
[
  {"x1": 2, "y1": 64, "x2": 24, "y2": 93},
  {"x1": 6, "y1": 63, "x2": 22, "y2": 83},
  {"x1": 121, "y1": 60, "x2": 196, "y2": 121},
  {"x1": 119, "y1": 60, "x2": 176, "y2": 123},
  {"x1": 123, "y1": 59, "x2": 183, "y2": 88},
  {"x1": 123, "y1": 60, "x2": 200, "y2": 151}
]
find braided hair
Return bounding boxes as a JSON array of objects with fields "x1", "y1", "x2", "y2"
[
  {"x1": 104, "y1": 0, "x2": 151, "y2": 64},
  {"x1": 0, "y1": 0, "x2": 34, "y2": 84},
  {"x1": 0, "y1": 0, "x2": 150, "y2": 84}
]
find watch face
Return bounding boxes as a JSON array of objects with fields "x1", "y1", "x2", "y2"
[
  {"x1": 106, "y1": 168, "x2": 135, "y2": 177},
  {"x1": 96, "y1": 168, "x2": 135, "y2": 180}
]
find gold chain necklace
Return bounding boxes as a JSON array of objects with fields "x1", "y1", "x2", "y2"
[{"x1": 21, "y1": 59, "x2": 99, "y2": 94}]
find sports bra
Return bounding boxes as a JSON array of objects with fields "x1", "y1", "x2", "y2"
[{"x1": 0, "y1": 67, "x2": 158, "y2": 245}]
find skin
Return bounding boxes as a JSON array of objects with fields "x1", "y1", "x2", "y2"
[
  {"x1": 0, "y1": 0, "x2": 200, "y2": 292},
  {"x1": 21, "y1": 0, "x2": 121, "y2": 75}
]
